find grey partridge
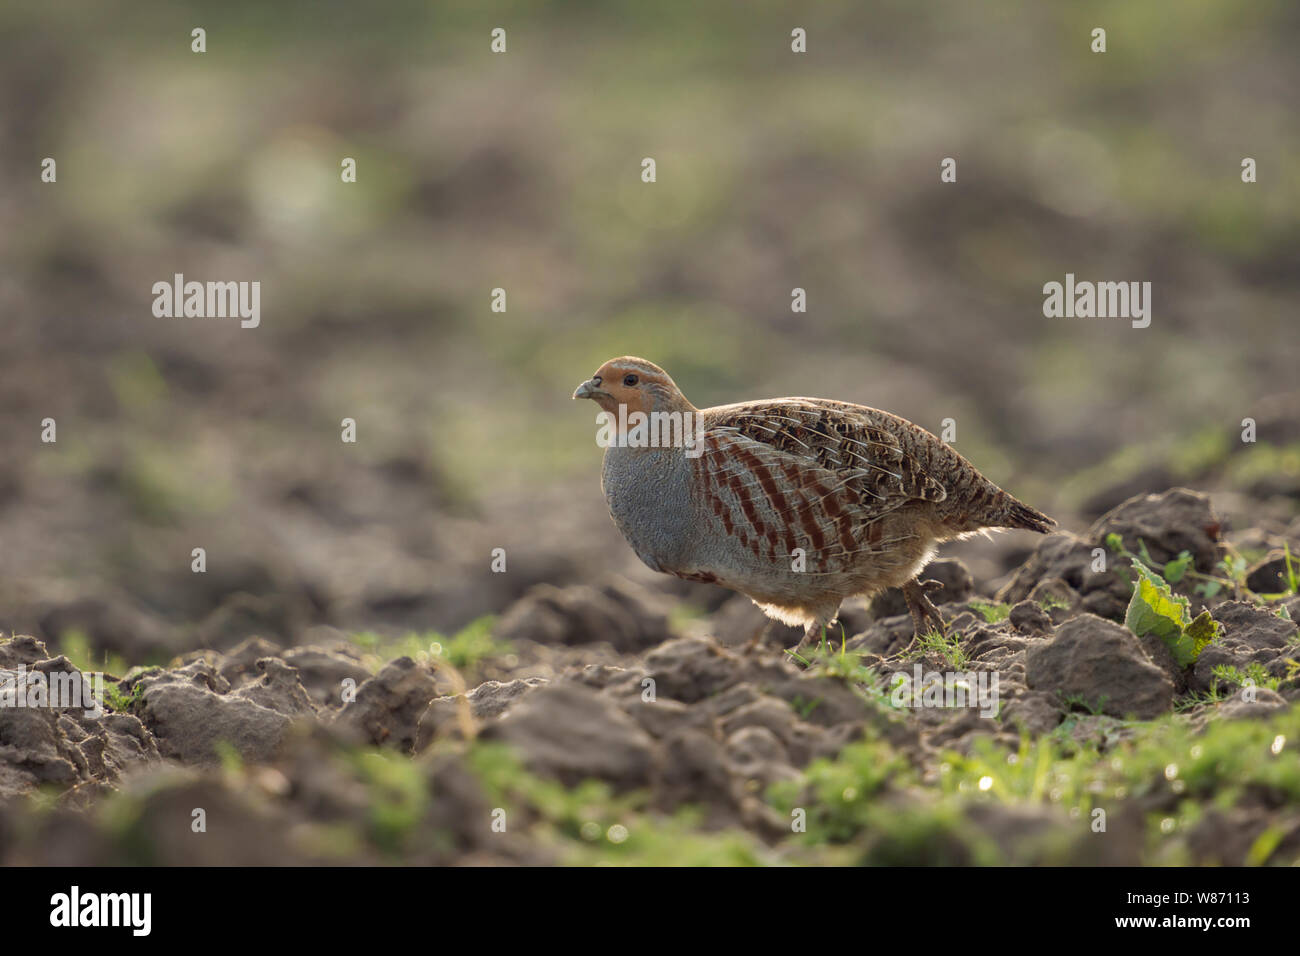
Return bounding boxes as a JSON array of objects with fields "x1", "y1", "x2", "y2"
[{"x1": 574, "y1": 357, "x2": 1054, "y2": 651}]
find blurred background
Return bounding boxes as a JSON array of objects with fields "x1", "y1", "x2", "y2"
[{"x1": 1, "y1": 0, "x2": 1297, "y2": 664}]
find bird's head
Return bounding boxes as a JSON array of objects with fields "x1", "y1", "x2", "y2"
[{"x1": 572, "y1": 356, "x2": 695, "y2": 416}]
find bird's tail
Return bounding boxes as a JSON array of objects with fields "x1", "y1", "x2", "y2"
[{"x1": 997, "y1": 495, "x2": 1056, "y2": 534}]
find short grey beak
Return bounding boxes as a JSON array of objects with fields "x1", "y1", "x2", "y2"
[{"x1": 573, "y1": 379, "x2": 600, "y2": 400}]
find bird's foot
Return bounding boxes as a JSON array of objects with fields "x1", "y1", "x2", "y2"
[
  {"x1": 788, "y1": 625, "x2": 815, "y2": 658},
  {"x1": 902, "y1": 577, "x2": 945, "y2": 639}
]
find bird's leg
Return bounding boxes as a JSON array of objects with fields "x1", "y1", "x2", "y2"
[
  {"x1": 790, "y1": 623, "x2": 816, "y2": 657},
  {"x1": 783, "y1": 624, "x2": 817, "y2": 669},
  {"x1": 789, "y1": 616, "x2": 837, "y2": 660},
  {"x1": 743, "y1": 618, "x2": 777, "y2": 654},
  {"x1": 902, "y1": 578, "x2": 945, "y2": 638}
]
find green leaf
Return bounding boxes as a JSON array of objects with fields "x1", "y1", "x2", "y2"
[
  {"x1": 1247, "y1": 826, "x2": 1285, "y2": 866},
  {"x1": 1181, "y1": 610, "x2": 1219, "y2": 664},
  {"x1": 1125, "y1": 559, "x2": 1188, "y2": 642},
  {"x1": 1164, "y1": 550, "x2": 1192, "y2": 584},
  {"x1": 1197, "y1": 579, "x2": 1222, "y2": 599},
  {"x1": 1124, "y1": 558, "x2": 1218, "y2": 667}
]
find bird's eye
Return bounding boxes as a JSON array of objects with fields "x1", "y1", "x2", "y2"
[{"x1": 623, "y1": 374, "x2": 639, "y2": 386}]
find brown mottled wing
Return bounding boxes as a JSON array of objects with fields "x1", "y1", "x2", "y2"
[{"x1": 694, "y1": 399, "x2": 947, "y2": 573}]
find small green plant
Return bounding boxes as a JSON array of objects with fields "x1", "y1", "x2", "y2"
[
  {"x1": 908, "y1": 628, "x2": 970, "y2": 670},
  {"x1": 103, "y1": 680, "x2": 145, "y2": 713},
  {"x1": 1174, "y1": 684, "x2": 1230, "y2": 713},
  {"x1": 57, "y1": 629, "x2": 129, "y2": 678},
  {"x1": 1211, "y1": 662, "x2": 1280, "y2": 693},
  {"x1": 797, "y1": 633, "x2": 901, "y2": 712},
  {"x1": 1197, "y1": 551, "x2": 1251, "y2": 599},
  {"x1": 464, "y1": 741, "x2": 767, "y2": 865},
  {"x1": 940, "y1": 733, "x2": 1094, "y2": 808},
  {"x1": 435, "y1": 616, "x2": 505, "y2": 675},
  {"x1": 1282, "y1": 543, "x2": 1300, "y2": 596},
  {"x1": 666, "y1": 603, "x2": 707, "y2": 631},
  {"x1": 789, "y1": 695, "x2": 822, "y2": 719},
  {"x1": 1104, "y1": 534, "x2": 1260, "y2": 603},
  {"x1": 765, "y1": 689, "x2": 1300, "y2": 863},
  {"x1": 1162, "y1": 550, "x2": 1194, "y2": 584},
  {"x1": 1246, "y1": 543, "x2": 1300, "y2": 600},
  {"x1": 1114, "y1": 535, "x2": 1300, "y2": 604},
  {"x1": 768, "y1": 736, "x2": 913, "y2": 844},
  {"x1": 349, "y1": 616, "x2": 505, "y2": 679},
  {"x1": 798, "y1": 627, "x2": 865, "y2": 678},
  {"x1": 1106, "y1": 534, "x2": 1191, "y2": 586},
  {"x1": 350, "y1": 749, "x2": 429, "y2": 855},
  {"x1": 1124, "y1": 558, "x2": 1218, "y2": 667},
  {"x1": 1060, "y1": 692, "x2": 1108, "y2": 716},
  {"x1": 348, "y1": 630, "x2": 433, "y2": 670},
  {"x1": 968, "y1": 600, "x2": 1010, "y2": 623},
  {"x1": 213, "y1": 740, "x2": 245, "y2": 775}
]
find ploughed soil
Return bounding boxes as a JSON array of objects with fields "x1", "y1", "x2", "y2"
[
  {"x1": 2, "y1": 0, "x2": 1298, "y2": 867},
  {"x1": 2, "y1": 484, "x2": 1298, "y2": 866}
]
